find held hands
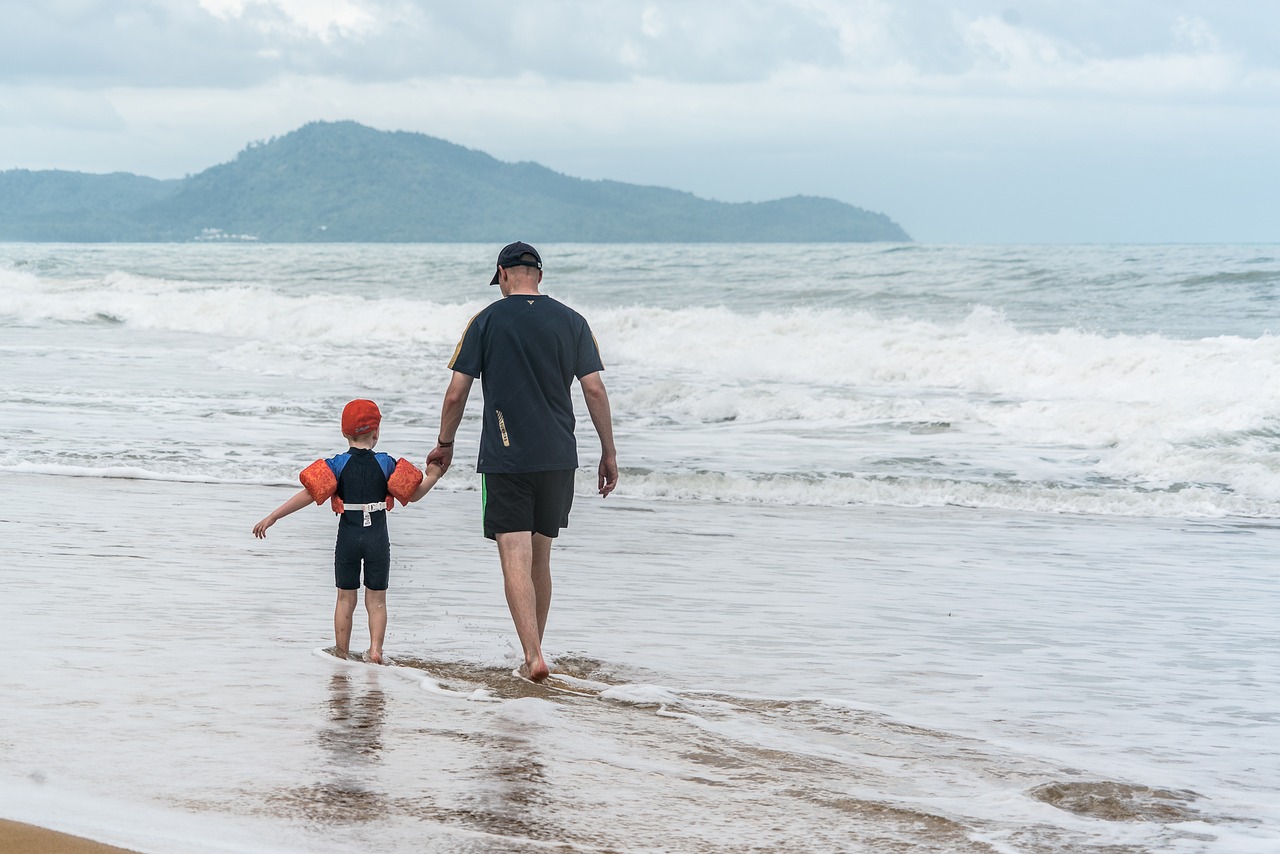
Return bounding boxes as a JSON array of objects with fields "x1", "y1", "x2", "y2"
[{"x1": 426, "y1": 442, "x2": 454, "y2": 475}]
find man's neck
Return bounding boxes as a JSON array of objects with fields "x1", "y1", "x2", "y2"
[{"x1": 503, "y1": 285, "x2": 541, "y2": 297}]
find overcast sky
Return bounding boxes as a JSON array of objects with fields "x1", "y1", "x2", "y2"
[{"x1": 1, "y1": 1, "x2": 1276, "y2": 242}]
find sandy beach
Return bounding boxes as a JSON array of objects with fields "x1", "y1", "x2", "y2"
[
  {"x1": 0, "y1": 820, "x2": 141, "y2": 854},
  {"x1": 3, "y1": 468, "x2": 1277, "y2": 852}
]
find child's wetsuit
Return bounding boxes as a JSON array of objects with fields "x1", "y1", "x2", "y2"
[{"x1": 333, "y1": 447, "x2": 394, "y2": 590}]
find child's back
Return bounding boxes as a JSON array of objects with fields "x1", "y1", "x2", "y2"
[{"x1": 253, "y1": 399, "x2": 442, "y2": 663}]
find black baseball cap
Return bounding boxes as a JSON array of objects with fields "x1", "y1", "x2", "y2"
[{"x1": 489, "y1": 241, "x2": 542, "y2": 285}]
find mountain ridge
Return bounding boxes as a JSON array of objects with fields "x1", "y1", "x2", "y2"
[{"x1": 0, "y1": 121, "x2": 910, "y2": 243}]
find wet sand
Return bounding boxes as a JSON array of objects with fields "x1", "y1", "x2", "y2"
[
  {"x1": 0, "y1": 819, "x2": 141, "y2": 854},
  {"x1": 3, "y1": 470, "x2": 1275, "y2": 852}
]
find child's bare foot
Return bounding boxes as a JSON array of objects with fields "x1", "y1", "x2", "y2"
[
  {"x1": 520, "y1": 654, "x2": 550, "y2": 683},
  {"x1": 333, "y1": 645, "x2": 351, "y2": 660},
  {"x1": 365, "y1": 648, "x2": 384, "y2": 665}
]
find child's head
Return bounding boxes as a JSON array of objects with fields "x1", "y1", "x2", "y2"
[{"x1": 341, "y1": 399, "x2": 381, "y2": 446}]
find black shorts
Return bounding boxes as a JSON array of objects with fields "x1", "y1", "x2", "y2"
[
  {"x1": 334, "y1": 515, "x2": 390, "y2": 590},
  {"x1": 482, "y1": 470, "x2": 576, "y2": 539}
]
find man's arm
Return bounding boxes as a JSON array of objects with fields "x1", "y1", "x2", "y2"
[
  {"x1": 427, "y1": 371, "x2": 475, "y2": 474},
  {"x1": 579, "y1": 371, "x2": 618, "y2": 497}
]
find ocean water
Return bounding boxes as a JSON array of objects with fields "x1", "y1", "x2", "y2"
[
  {"x1": 1, "y1": 242, "x2": 1278, "y2": 852},
  {"x1": 3, "y1": 242, "x2": 1279, "y2": 517}
]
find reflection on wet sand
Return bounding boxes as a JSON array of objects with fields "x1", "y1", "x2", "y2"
[
  {"x1": 265, "y1": 672, "x2": 390, "y2": 825},
  {"x1": 241, "y1": 656, "x2": 1222, "y2": 853},
  {"x1": 320, "y1": 672, "x2": 388, "y2": 762},
  {"x1": 462, "y1": 719, "x2": 550, "y2": 842}
]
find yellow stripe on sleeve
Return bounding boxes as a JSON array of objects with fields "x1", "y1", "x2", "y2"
[{"x1": 448, "y1": 311, "x2": 483, "y2": 369}]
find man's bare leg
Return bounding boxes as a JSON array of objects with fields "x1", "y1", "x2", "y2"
[
  {"x1": 495, "y1": 531, "x2": 550, "y2": 681},
  {"x1": 532, "y1": 533, "x2": 553, "y2": 641},
  {"x1": 334, "y1": 589, "x2": 358, "y2": 659},
  {"x1": 364, "y1": 589, "x2": 387, "y2": 664}
]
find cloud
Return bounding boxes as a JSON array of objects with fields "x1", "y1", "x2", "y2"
[
  {"x1": 198, "y1": 0, "x2": 379, "y2": 42},
  {"x1": 1171, "y1": 14, "x2": 1219, "y2": 53},
  {"x1": 1, "y1": 0, "x2": 1276, "y2": 241},
  {"x1": 946, "y1": 13, "x2": 1245, "y2": 98},
  {"x1": 1, "y1": 0, "x2": 1276, "y2": 99},
  {"x1": 0, "y1": 0, "x2": 846, "y2": 87},
  {"x1": 0, "y1": 86, "x2": 124, "y2": 132},
  {"x1": 3, "y1": 1, "x2": 1273, "y2": 178},
  {"x1": 0, "y1": 1, "x2": 277, "y2": 87}
]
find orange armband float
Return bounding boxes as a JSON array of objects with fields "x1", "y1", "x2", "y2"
[
  {"x1": 386, "y1": 457, "x2": 424, "y2": 507},
  {"x1": 299, "y1": 459, "x2": 338, "y2": 505}
]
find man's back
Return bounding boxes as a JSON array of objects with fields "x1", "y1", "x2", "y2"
[{"x1": 449, "y1": 294, "x2": 604, "y2": 473}]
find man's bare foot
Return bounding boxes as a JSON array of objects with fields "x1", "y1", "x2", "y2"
[
  {"x1": 334, "y1": 646, "x2": 350, "y2": 660},
  {"x1": 520, "y1": 655, "x2": 550, "y2": 683},
  {"x1": 365, "y1": 648, "x2": 384, "y2": 665}
]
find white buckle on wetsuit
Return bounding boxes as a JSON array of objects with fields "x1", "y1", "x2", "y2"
[{"x1": 345, "y1": 501, "x2": 388, "y2": 527}]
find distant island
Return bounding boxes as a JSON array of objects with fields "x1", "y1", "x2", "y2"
[{"x1": 0, "y1": 121, "x2": 910, "y2": 243}]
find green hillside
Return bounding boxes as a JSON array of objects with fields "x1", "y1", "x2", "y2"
[
  {"x1": 0, "y1": 121, "x2": 910, "y2": 242},
  {"x1": 0, "y1": 170, "x2": 177, "y2": 241}
]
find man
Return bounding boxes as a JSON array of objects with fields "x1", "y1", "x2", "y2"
[{"x1": 428, "y1": 242, "x2": 618, "y2": 682}]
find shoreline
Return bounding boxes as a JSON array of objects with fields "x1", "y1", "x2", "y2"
[
  {"x1": 3, "y1": 469, "x2": 1275, "y2": 852},
  {"x1": 0, "y1": 819, "x2": 141, "y2": 854}
]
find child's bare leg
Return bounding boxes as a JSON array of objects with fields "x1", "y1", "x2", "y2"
[
  {"x1": 334, "y1": 589, "x2": 359, "y2": 659},
  {"x1": 364, "y1": 589, "x2": 387, "y2": 664}
]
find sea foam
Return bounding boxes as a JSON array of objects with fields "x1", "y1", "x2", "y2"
[{"x1": 3, "y1": 254, "x2": 1278, "y2": 519}]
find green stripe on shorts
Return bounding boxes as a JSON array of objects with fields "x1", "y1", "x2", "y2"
[{"x1": 480, "y1": 473, "x2": 487, "y2": 536}]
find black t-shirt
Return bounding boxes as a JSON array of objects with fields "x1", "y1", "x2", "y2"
[{"x1": 448, "y1": 294, "x2": 604, "y2": 473}]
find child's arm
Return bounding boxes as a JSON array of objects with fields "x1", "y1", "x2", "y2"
[
  {"x1": 253, "y1": 488, "x2": 315, "y2": 538},
  {"x1": 409, "y1": 462, "x2": 445, "y2": 502}
]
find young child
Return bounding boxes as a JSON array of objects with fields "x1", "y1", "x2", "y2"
[{"x1": 253, "y1": 399, "x2": 442, "y2": 664}]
